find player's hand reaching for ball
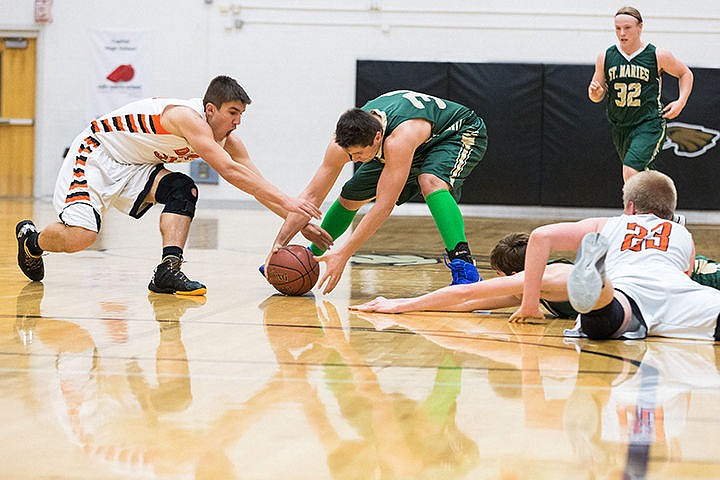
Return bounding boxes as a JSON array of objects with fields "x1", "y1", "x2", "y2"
[
  {"x1": 315, "y1": 249, "x2": 351, "y2": 294},
  {"x1": 300, "y1": 223, "x2": 333, "y2": 251},
  {"x1": 349, "y1": 296, "x2": 405, "y2": 313},
  {"x1": 283, "y1": 196, "x2": 322, "y2": 220},
  {"x1": 262, "y1": 244, "x2": 282, "y2": 279}
]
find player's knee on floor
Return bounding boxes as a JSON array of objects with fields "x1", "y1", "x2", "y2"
[
  {"x1": 579, "y1": 298, "x2": 626, "y2": 339},
  {"x1": 155, "y1": 172, "x2": 198, "y2": 218}
]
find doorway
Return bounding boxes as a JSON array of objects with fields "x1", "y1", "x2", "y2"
[{"x1": 0, "y1": 36, "x2": 36, "y2": 197}]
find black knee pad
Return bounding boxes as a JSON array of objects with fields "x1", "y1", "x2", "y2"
[
  {"x1": 155, "y1": 172, "x2": 198, "y2": 218},
  {"x1": 579, "y1": 298, "x2": 626, "y2": 339}
]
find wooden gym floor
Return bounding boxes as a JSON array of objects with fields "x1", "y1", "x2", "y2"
[{"x1": 2, "y1": 198, "x2": 720, "y2": 479}]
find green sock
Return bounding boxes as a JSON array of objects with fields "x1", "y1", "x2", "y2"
[
  {"x1": 310, "y1": 199, "x2": 358, "y2": 255},
  {"x1": 425, "y1": 189, "x2": 466, "y2": 251}
]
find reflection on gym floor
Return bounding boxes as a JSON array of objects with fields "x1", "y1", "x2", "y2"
[{"x1": 2, "y1": 199, "x2": 720, "y2": 479}]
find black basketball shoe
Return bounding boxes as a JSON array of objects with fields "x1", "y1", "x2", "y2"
[
  {"x1": 148, "y1": 255, "x2": 207, "y2": 296},
  {"x1": 16, "y1": 220, "x2": 44, "y2": 281}
]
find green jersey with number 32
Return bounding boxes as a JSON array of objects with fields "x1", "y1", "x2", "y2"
[{"x1": 604, "y1": 43, "x2": 663, "y2": 128}]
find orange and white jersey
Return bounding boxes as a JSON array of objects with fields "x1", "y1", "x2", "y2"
[
  {"x1": 602, "y1": 214, "x2": 693, "y2": 283},
  {"x1": 601, "y1": 214, "x2": 720, "y2": 340},
  {"x1": 88, "y1": 97, "x2": 204, "y2": 165}
]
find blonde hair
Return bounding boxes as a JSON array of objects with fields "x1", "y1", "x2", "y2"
[
  {"x1": 622, "y1": 171, "x2": 677, "y2": 220},
  {"x1": 615, "y1": 6, "x2": 643, "y2": 24}
]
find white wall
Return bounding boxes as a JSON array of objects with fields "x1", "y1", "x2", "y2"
[{"x1": 3, "y1": 0, "x2": 720, "y2": 202}]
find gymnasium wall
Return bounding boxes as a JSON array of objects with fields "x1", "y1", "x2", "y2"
[
  {"x1": 2, "y1": 0, "x2": 720, "y2": 208},
  {"x1": 356, "y1": 61, "x2": 720, "y2": 210}
]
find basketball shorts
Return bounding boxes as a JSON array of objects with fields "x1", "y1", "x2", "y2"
[
  {"x1": 341, "y1": 115, "x2": 487, "y2": 205},
  {"x1": 613, "y1": 277, "x2": 720, "y2": 341},
  {"x1": 611, "y1": 118, "x2": 666, "y2": 172},
  {"x1": 52, "y1": 129, "x2": 164, "y2": 232}
]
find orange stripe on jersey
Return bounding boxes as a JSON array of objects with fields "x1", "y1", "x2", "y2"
[
  {"x1": 126, "y1": 114, "x2": 138, "y2": 133},
  {"x1": 150, "y1": 114, "x2": 171, "y2": 134},
  {"x1": 112, "y1": 116, "x2": 126, "y2": 131},
  {"x1": 138, "y1": 114, "x2": 151, "y2": 133}
]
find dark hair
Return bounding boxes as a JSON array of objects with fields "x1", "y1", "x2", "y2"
[
  {"x1": 490, "y1": 232, "x2": 529, "y2": 276},
  {"x1": 615, "y1": 6, "x2": 643, "y2": 23},
  {"x1": 202, "y1": 75, "x2": 252, "y2": 109},
  {"x1": 334, "y1": 108, "x2": 382, "y2": 148}
]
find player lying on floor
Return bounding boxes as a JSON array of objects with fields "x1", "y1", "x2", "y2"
[
  {"x1": 511, "y1": 171, "x2": 720, "y2": 341},
  {"x1": 350, "y1": 231, "x2": 579, "y2": 317},
  {"x1": 352, "y1": 219, "x2": 720, "y2": 320}
]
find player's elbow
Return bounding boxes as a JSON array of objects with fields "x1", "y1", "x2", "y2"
[{"x1": 528, "y1": 227, "x2": 554, "y2": 248}]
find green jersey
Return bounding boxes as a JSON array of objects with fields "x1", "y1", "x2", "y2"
[
  {"x1": 604, "y1": 44, "x2": 663, "y2": 128},
  {"x1": 361, "y1": 90, "x2": 480, "y2": 161}
]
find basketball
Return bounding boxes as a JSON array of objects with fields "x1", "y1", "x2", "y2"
[{"x1": 266, "y1": 245, "x2": 320, "y2": 296}]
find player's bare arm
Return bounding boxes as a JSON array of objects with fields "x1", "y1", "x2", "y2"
[
  {"x1": 351, "y1": 274, "x2": 525, "y2": 313},
  {"x1": 588, "y1": 52, "x2": 607, "y2": 103},
  {"x1": 162, "y1": 106, "x2": 321, "y2": 220},
  {"x1": 223, "y1": 134, "x2": 285, "y2": 217},
  {"x1": 351, "y1": 262, "x2": 574, "y2": 314},
  {"x1": 657, "y1": 48, "x2": 694, "y2": 119},
  {"x1": 222, "y1": 134, "x2": 332, "y2": 250},
  {"x1": 510, "y1": 218, "x2": 605, "y2": 322},
  {"x1": 270, "y1": 140, "x2": 350, "y2": 251},
  {"x1": 316, "y1": 119, "x2": 430, "y2": 294}
]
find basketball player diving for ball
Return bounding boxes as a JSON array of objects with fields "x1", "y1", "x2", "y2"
[
  {"x1": 512, "y1": 170, "x2": 720, "y2": 341},
  {"x1": 16, "y1": 76, "x2": 330, "y2": 295},
  {"x1": 264, "y1": 90, "x2": 488, "y2": 294},
  {"x1": 354, "y1": 171, "x2": 720, "y2": 341}
]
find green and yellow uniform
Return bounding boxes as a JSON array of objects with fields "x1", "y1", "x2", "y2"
[
  {"x1": 604, "y1": 43, "x2": 666, "y2": 171},
  {"x1": 341, "y1": 90, "x2": 487, "y2": 204},
  {"x1": 312, "y1": 90, "x2": 487, "y2": 273}
]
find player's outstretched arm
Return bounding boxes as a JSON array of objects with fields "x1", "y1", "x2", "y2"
[
  {"x1": 316, "y1": 122, "x2": 427, "y2": 294},
  {"x1": 270, "y1": 140, "x2": 350, "y2": 251},
  {"x1": 350, "y1": 274, "x2": 526, "y2": 313},
  {"x1": 166, "y1": 106, "x2": 322, "y2": 220}
]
